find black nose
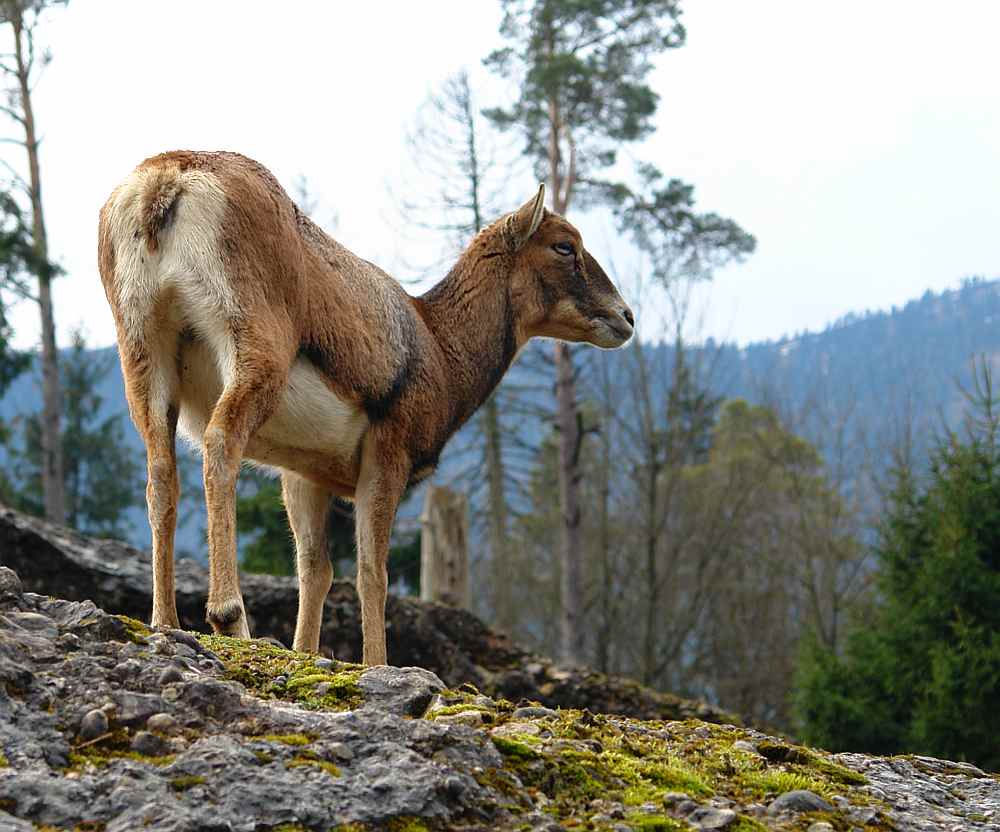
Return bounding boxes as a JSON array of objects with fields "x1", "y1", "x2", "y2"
[{"x1": 622, "y1": 307, "x2": 635, "y2": 328}]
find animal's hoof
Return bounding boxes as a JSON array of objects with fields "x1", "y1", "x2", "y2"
[{"x1": 206, "y1": 599, "x2": 250, "y2": 638}]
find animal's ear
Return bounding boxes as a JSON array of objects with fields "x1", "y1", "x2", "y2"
[{"x1": 505, "y1": 184, "x2": 546, "y2": 250}]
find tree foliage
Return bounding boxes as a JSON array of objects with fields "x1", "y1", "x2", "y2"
[
  {"x1": 795, "y1": 360, "x2": 1000, "y2": 770},
  {"x1": 485, "y1": 0, "x2": 685, "y2": 207},
  {"x1": 11, "y1": 332, "x2": 141, "y2": 538}
]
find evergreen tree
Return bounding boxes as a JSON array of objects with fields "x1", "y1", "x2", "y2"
[
  {"x1": 13, "y1": 332, "x2": 141, "y2": 537},
  {"x1": 0, "y1": 190, "x2": 33, "y2": 501},
  {"x1": 795, "y1": 360, "x2": 1000, "y2": 770}
]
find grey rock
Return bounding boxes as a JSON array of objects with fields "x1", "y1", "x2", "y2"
[
  {"x1": 513, "y1": 705, "x2": 559, "y2": 719},
  {"x1": 130, "y1": 730, "x2": 166, "y2": 756},
  {"x1": 689, "y1": 806, "x2": 737, "y2": 829},
  {"x1": 146, "y1": 712, "x2": 177, "y2": 733},
  {"x1": 434, "y1": 710, "x2": 485, "y2": 727},
  {"x1": 0, "y1": 810, "x2": 34, "y2": 832},
  {"x1": 358, "y1": 664, "x2": 444, "y2": 717},
  {"x1": 114, "y1": 691, "x2": 165, "y2": 725},
  {"x1": 732, "y1": 739, "x2": 759, "y2": 755},
  {"x1": 674, "y1": 799, "x2": 699, "y2": 816},
  {"x1": 314, "y1": 657, "x2": 334, "y2": 670},
  {"x1": 157, "y1": 666, "x2": 183, "y2": 685},
  {"x1": 1, "y1": 503, "x2": 737, "y2": 725},
  {"x1": 78, "y1": 708, "x2": 108, "y2": 741},
  {"x1": 807, "y1": 823, "x2": 835, "y2": 832},
  {"x1": 662, "y1": 791, "x2": 689, "y2": 805},
  {"x1": 0, "y1": 567, "x2": 23, "y2": 596},
  {"x1": 768, "y1": 790, "x2": 834, "y2": 814}
]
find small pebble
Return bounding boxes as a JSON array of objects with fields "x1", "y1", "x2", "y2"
[
  {"x1": 56, "y1": 633, "x2": 82, "y2": 651},
  {"x1": 130, "y1": 730, "x2": 166, "y2": 756},
  {"x1": 79, "y1": 709, "x2": 108, "y2": 741},
  {"x1": 732, "y1": 739, "x2": 759, "y2": 755},
  {"x1": 674, "y1": 799, "x2": 698, "y2": 816},
  {"x1": 513, "y1": 706, "x2": 558, "y2": 720},
  {"x1": 146, "y1": 713, "x2": 177, "y2": 733},
  {"x1": 315, "y1": 683, "x2": 332, "y2": 697},
  {"x1": 435, "y1": 710, "x2": 484, "y2": 727},
  {"x1": 162, "y1": 686, "x2": 181, "y2": 703},
  {"x1": 314, "y1": 658, "x2": 334, "y2": 670},
  {"x1": 807, "y1": 823, "x2": 834, "y2": 832},
  {"x1": 326, "y1": 742, "x2": 354, "y2": 761},
  {"x1": 767, "y1": 790, "x2": 833, "y2": 815},
  {"x1": 689, "y1": 806, "x2": 737, "y2": 829},
  {"x1": 158, "y1": 666, "x2": 184, "y2": 685},
  {"x1": 0, "y1": 567, "x2": 23, "y2": 595}
]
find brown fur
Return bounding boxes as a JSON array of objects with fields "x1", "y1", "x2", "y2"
[{"x1": 98, "y1": 151, "x2": 633, "y2": 665}]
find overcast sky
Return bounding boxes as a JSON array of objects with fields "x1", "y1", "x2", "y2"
[{"x1": 3, "y1": 0, "x2": 998, "y2": 350}]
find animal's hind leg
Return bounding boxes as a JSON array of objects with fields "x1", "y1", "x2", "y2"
[
  {"x1": 202, "y1": 330, "x2": 296, "y2": 638},
  {"x1": 120, "y1": 333, "x2": 181, "y2": 629},
  {"x1": 281, "y1": 471, "x2": 333, "y2": 653}
]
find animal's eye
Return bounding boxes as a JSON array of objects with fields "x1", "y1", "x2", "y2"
[{"x1": 553, "y1": 242, "x2": 575, "y2": 256}]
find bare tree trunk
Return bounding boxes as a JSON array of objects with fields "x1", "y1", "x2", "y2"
[
  {"x1": 420, "y1": 486, "x2": 470, "y2": 609},
  {"x1": 555, "y1": 340, "x2": 584, "y2": 664},
  {"x1": 545, "y1": 60, "x2": 585, "y2": 664},
  {"x1": 10, "y1": 7, "x2": 64, "y2": 524},
  {"x1": 483, "y1": 394, "x2": 514, "y2": 631},
  {"x1": 594, "y1": 359, "x2": 615, "y2": 673}
]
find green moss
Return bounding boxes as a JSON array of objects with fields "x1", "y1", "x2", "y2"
[
  {"x1": 196, "y1": 633, "x2": 364, "y2": 711},
  {"x1": 426, "y1": 703, "x2": 493, "y2": 718},
  {"x1": 756, "y1": 741, "x2": 867, "y2": 787},
  {"x1": 483, "y1": 712, "x2": 887, "y2": 829},
  {"x1": 169, "y1": 775, "x2": 206, "y2": 792},
  {"x1": 492, "y1": 736, "x2": 540, "y2": 760},
  {"x1": 270, "y1": 825, "x2": 310, "y2": 832},
  {"x1": 255, "y1": 733, "x2": 313, "y2": 746},
  {"x1": 114, "y1": 615, "x2": 152, "y2": 644},
  {"x1": 64, "y1": 728, "x2": 175, "y2": 771},
  {"x1": 622, "y1": 814, "x2": 687, "y2": 831},
  {"x1": 0, "y1": 749, "x2": 7, "y2": 767},
  {"x1": 254, "y1": 750, "x2": 275, "y2": 764},
  {"x1": 285, "y1": 753, "x2": 341, "y2": 777},
  {"x1": 730, "y1": 817, "x2": 769, "y2": 832},
  {"x1": 386, "y1": 819, "x2": 431, "y2": 832},
  {"x1": 733, "y1": 769, "x2": 831, "y2": 799}
]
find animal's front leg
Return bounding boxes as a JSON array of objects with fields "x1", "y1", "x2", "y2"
[{"x1": 354, "y1": 434, "x2": 409, "y2": 666}]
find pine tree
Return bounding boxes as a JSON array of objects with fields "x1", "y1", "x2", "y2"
[
  {"x1": 485, "y1": 0, "x2": 688, "y2": 664},
  {"x1": 13, "y1": 332, "x2": 141, "y2": 538},
  {"x1": 795, "y1": 360, "x2": 1000, "y2": 770}
]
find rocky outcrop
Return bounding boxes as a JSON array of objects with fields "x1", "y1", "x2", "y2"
[
  {"x1": 0, "y1": 504, "x2": 731, "y2": 724},
  {"x1": 1, "y1": 565, "x2": 998, "y2": 832}
]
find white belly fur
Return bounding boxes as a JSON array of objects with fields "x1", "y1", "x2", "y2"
[{"x1": 177, "y1": 339, "x2": 369, "y2": 470}]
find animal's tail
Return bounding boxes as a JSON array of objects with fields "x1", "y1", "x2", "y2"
[{"x1": 138, "y1": 165, "x2": 184, "y2": 253}]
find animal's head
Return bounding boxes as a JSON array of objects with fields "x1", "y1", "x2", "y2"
[{"x1": 502, "y1": 184, "x2": 634, "y2": 349}]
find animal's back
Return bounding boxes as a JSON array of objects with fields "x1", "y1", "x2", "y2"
[{"x1": 97, "y1": 151, "x2": 423, "y2": 491}]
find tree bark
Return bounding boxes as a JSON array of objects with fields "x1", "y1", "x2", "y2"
[
  {"x1": 545, "y1": 26, "x2": 585, "y2": 665},
  {"x1": 420, "y1": 485, "x2": 470, "y2": 609},
  {"x1": 11, "y1": 7, "x2": 65, "y2": 524},
  {"x1": 483, "y1": 394, "x2": 513, "y2": 631}
]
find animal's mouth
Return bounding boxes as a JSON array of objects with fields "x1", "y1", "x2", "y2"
[{"x1": 591, "y1": 314, "x2": 634, "y2": 348}]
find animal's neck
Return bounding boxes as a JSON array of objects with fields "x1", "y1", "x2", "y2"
[{"x1": 417, "y1": 255, "x2": 522, "y2": 428}]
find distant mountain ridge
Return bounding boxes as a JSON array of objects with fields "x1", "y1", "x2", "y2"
[{"x1": 2, "y1": 276, "x2": 998, "y2": 553}]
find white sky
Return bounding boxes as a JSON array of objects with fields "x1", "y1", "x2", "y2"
[{"x1": 4, "y1": 0, "x2": 999, "y2": 349}]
